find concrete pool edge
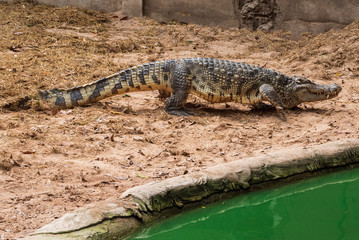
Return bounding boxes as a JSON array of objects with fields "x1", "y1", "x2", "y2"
[{"x1": 23, "y1": 138, "x2": 359, "y2": 240}]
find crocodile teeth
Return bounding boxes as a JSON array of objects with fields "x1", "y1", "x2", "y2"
[{"x1": 327, "y1": 94, "x2": 330, "y2": 99}]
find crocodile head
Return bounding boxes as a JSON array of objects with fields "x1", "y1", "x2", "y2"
[{"x1": 282, "y1": 76, "x2": 342, "y2": 108}]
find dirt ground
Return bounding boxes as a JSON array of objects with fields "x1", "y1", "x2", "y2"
[{"x1": 0, "y1": 1, "x2": 358, "y2": 239}]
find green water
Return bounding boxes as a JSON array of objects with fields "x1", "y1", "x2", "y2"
[{"x1": 129, "y1": 167, "x2": 359, "y2": 240}]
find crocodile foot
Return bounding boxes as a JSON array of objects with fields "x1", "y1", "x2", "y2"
[{"x1": 166, "y1": 109, "x2": 195, "y2": 116}]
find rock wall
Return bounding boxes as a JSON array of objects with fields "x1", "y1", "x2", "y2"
[
  {"x1": 276, "y1": 0, "x2": 359, "y2": 37},
  {"x1": 2, "y1": 0, "x2": 358, "y2": 36},
  {"x1": 0, "y1": 0, "x2": 123, "y2": 12},
  {"x1": 142, "y1": 0, "x2": 238, "y2": 28},
  {"x1": 123, "y1": 0, "x2": 359, "y2": 37}
]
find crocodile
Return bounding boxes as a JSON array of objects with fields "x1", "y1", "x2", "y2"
[{"x1": 4, "y1": 57, "x2": 342, "y2": 119}]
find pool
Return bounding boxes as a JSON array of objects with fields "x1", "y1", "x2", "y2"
[{"x1": 129, "y1": 167, "x2": 359, "y2": 240}]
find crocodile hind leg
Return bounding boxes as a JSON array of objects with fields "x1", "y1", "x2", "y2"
[
  {"x1": 259, "y1": 84, "x2": 286, "y2": 120},
  {"x1": 164, "y1": 64, "x2": 193, "y2": 116}
]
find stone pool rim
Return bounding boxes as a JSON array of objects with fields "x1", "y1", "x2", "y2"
[{"x1": 23, "y1": 138, "x2": 359, "y2": 240}]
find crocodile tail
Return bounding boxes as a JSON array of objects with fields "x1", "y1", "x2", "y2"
[{"x1": 4, "y1": 60, "x2": 174, "y2": 110}]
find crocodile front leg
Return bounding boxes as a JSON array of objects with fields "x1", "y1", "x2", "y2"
[{"x1": 259, "y1": 84, "x2": 286, "y2": 120}]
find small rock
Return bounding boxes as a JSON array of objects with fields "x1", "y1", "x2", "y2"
[{"x1": 133, "y1": 136, "x2": 144, "y2": 141}]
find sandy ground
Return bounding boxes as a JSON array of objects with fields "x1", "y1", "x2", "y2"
[{"x1": 0, "y1": 2, "x2": 358, "y2": 239}]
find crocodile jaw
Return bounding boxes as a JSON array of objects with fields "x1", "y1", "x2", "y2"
[{"x1": 294, "y1": 83, "x2": 342, "y2": 103}]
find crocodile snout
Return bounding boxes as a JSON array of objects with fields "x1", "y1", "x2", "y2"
[{"x1": 329, "y1": 84, "x2": 342, "y2": 94}]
